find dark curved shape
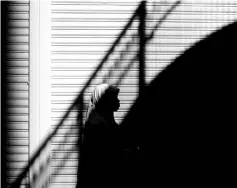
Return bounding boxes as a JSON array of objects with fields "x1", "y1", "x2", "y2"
[{"x1": 120, "y1": 21, "x2": 236, "y2": 187}]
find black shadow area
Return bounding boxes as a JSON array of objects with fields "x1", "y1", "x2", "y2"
[
  {"x1": 1, "y1": 2, "x2": 9, "y2": 188},
  {"x1": 120, "y1": 21, "x2": 236, "y2": 187}
]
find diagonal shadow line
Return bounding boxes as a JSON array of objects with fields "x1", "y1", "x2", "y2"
[
  {"x1": 115, "y1": 54, "x2": 138, "y2": 87},
  {"x1": 31, "y1": 145, "x2": 77, "y2": 188},
  {"x1": 118, "y1": 0, "x2": 183, "y2": 150},
  {"x1": 50, "y1": 145, "x2": 78, "y2": 184},
  {"x1": 9, "y1": 2, "x2": 144, "y2": 188},
  {"x1": 78, "y1": 2, "x2": 143, "y2": 96},
  {"x1": 23, "y1": 122, "x2": 78, "y2": 187},
  {"x1": 146, "y1": 0, "x2": 181, "y2": 41},
  {"x1": 102, "y1": 1, "x2": 181, "y2": 88},
  {"x1": 10, "y1": 1, "x2": 182, "y2": 187},
  {"x1": 115, "y1": 0, "x2": 182, "y2": 87}
]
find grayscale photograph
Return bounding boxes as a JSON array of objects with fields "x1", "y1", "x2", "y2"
[{"x1": 1, "y1": 0, "x2": 235, "y2": 187}]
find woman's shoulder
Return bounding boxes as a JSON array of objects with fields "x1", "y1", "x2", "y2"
[{"x1": 85, "y1": 112, "x2": 108, "y2": 128}]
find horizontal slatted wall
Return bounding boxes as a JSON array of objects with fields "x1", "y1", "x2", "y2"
[
  {"x1": 51, "y1": 1, "x2": 141, "y2": 188},
  {"x1": 51, "y1": 0, "x2": 237, "y2": 187},
  {"x1": 146, "y1": 0, "x2": 237, "y2": 83},
  {"x1": 2, "y1": 1, "x2": 30, "y2": 187}
]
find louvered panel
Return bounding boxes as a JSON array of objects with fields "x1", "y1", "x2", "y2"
[
  {"x1": 51, "y1": 167, "x2": 78, "y2": 175},
  {"x1": 6, "y1": 161, "x2": 28, "y2": 169},
  {"x1": 6, "y1": 52, "x2": 29, "y2": 59},
  {"x1": 8, "y1": 28, "x2": 29, "y2": 35},
  {"x1": 7, "y1": 75, "x2": 28, "y2": 83},
  {"x1": 52, "y1": 13, "x2": 134, "y2": 19},
  {"x1": 51, "y1": 102, "x2": 137, "y2": 112},
  {"x1": 7, "y1": 91, "x2": 29, "y2": 99},
  {"x1": 7, "y1": 12, "x2": 29, "y2": 20},
  {"x1": 50, "y1": 0, "x2": 237, "y2": 187},
  {"x1": 6, "y1": 154, "x2": 29, "y2": 162},
  {"x1": 51, "y1": 2, "x2": 141, "y2": 187},
  {"x1": 51, "y1": 160, "x2": 78, "y2": 168},
  {"x1": 51, "y1": 135, "x2": 78, "y2": 143},
  {"x1": 51, "y1": 92, "x2": 137, "y2": 101},
  {"x1": 6, "y1": 139, "x2": 29, "y2": 146},
  {"x1": 8, "y1": 20, "x2": 29, "y2": 27},
  {"x1": 7, "y1": 60, "x2": 29, "y2": 65},
  {"x1": 51, "y1": 152, "x2": 78, "y2": 160},
  {"x1": 7, "y1": 68, "x2": 29, "y2": 75},
  {"x1": 7, "y1": 122, "x2": 29, "y2": 130},
  {"x1": 6, "y1": 146, "x2": 29, "y2": 153},
  {"x1": 7, "y1": 36, "x2": 29, "y2": 43},
  {"x1": 6, "y1": 169, "x2": 28, "y2": 177},
  {"x1": 51, "y1": 184, "x2": 77, "y2": 188},
  {"x1": 6, "y1": 115, "x2": 29, "y2": 122},
  {"x1": 6, "y1": 178, "x2": 29, "y2": 187},
  {"x1": 7, "y1": 44, "x2": 29, "y2": 51},
  {"x1": 8, "y1": 5, "x2": 30, "y2": 12},
  {"x1": 145, "y1": 0, "x2": 237, "y2": 83},
  {"x1": 2, "y1": 1, "x2": 30, "y2": 188},
  {"x1": 51, "y1": 85, "x2": 140, "y2": 95},
  {"x1": 51, "y1": 175, "x2": 77, "y2": 183}
]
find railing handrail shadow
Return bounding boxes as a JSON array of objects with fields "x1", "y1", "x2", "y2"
[
  {"x1": 10, "y1": 1, "x2": 146, "y2": 188},
  {"x1": 9, "y1": 1, "x2": 182, "y2": 187}
]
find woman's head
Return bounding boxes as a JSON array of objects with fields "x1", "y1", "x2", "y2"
[{"x1": 86, "y1": 84, "x2": 120, "y2": 119}]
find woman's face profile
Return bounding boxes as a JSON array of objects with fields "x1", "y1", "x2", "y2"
[
  {"x1": 104, "y1": 92, "x2": 120, "y2": 112},
  {"x1": 112, "y1": 94, "x2": 120, "y2": 112}
]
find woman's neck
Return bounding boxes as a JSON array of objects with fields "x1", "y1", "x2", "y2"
[{"x1": 97, "y1": 108, "x2": 114, "y2": 120}]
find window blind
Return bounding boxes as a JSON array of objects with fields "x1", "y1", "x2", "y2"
[
  {"x1": 2, "y1": 1, "x2": 30, "y2": 187},
  {"x1": 50, "y1": 0, "x2": 237, "y2": 187}
]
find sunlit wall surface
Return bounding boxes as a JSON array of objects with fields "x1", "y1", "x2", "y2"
[
  {"x1": 51, "y1": 1, "x2": 143, "y2": 186},
  {"x1": 51, "y1": 0, "x2": 237, "y2": 126},
  {"x1": 50, "y1": 0, "x2": 237, "y2": 187},
  {"x1": 3, "y1": 0, "x2": 237, "y2": 188}
]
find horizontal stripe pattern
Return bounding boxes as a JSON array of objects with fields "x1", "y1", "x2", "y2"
[
  {"x1": 50, "y1": 0, "x2": 237, "y2": 187},
  {"x1": 3, "y1": 1, "x2": 30, "y2": 187}
]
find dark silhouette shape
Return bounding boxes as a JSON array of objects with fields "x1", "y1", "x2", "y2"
[
  {"x1": 7, "y1": 2, "x2": 146, "y2": 187},
  {"x1": 1, "y1": 2, "x2": 9, "y2": 188},
  {"x1": 109, "y1": 0, "x2": 181, "y2": 88},
  {"x1": 120, "y1": 21, "x2": 237, "y2": 187},
  {"x1": 78, "y1": 84, "x2": 121, "y2": 188},
  {"x1": 6, "y1": 1, "x2": 182, "y2": 187}
]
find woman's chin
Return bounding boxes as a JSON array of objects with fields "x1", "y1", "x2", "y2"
[{"x1": 113, "y1": 104, "x2": 120, "y2": 112}]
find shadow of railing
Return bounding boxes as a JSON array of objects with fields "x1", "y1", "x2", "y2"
[{"x1": 9, "y1": 1, "x2": 181, "y2": 187}]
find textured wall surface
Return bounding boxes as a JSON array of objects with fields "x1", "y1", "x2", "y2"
[{"x1": 1, "y1": 1, "x2": 30, "y2": 187}]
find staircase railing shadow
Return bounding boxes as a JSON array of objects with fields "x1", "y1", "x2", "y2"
[{"x1": 9, "y1": 1, "x2": 181, "y2": 187}]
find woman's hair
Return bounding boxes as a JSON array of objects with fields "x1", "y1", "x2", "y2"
[{"x1": 86, "y1": 83, "x2": 120, "y2": 121}]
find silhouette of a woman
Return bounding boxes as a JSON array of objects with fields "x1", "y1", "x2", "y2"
[{"x1": 79, "y1": 83, "x2": 121, "y2": 188}]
